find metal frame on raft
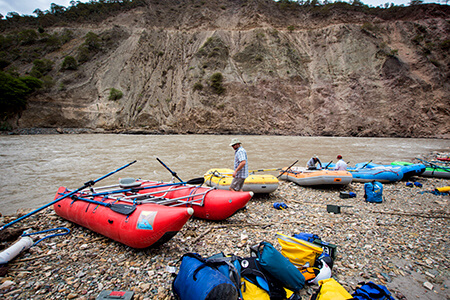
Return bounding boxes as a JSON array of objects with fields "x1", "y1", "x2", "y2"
[{"x1": 78, "y1": 179, "x2": 217, "y2": 208}]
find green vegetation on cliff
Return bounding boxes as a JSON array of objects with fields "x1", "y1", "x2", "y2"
[{"x1": 0, "y1": 71, "x2": 42, "y2": 123}]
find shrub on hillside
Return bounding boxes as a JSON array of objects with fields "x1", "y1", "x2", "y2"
[
  {"x1": 30, "y1": 58, "x2": 54, "y2": 78},
  {"x1": 77, "y1": 32, "x2": 101, "y2": 63},
  {"x1": 109, "y1": 88, "x2": 123, "y2": 100},
  {"x1": 61, "y1": 56, "x2": 78, "y2": 70},
  {"x1": 193, "y1": 81, "x2": 203, "y2": 91},
  {"x1": 0, "y1": 71, "x2": 42, "y2": 117},
  {"x1": 210, "y1": 72, "x2": 225, "y2": 95}
]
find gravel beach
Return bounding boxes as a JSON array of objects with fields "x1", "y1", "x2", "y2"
[{"x1": 0, "y1": 171, "x2": 448, "y2": 299}]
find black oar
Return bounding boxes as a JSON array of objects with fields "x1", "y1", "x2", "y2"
[
  {"x1": 325, "y1": 161, "x2": 333, "y2": 169},
  {"x1": 84, "y1": 177, "x2": 205, "y2": 198},
  {"x1": 0, "y1": 160, "x2": 137, "y2": 231},
  {"x1": 361, "y1": 160, "x2": 373, "y2": 169},
  {"x1": 71, "y1": 196, "x2": 136, "y2": 215},
  {"x1": 277, "y1": 160, "x2": 299, "y2": 178},
  {"x1": 156, "y1": 158, "x2": 183, "y2": 182}
]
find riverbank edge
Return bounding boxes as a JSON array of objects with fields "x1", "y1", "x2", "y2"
[{"x1": 2, "y1": 127, "x2": 450, "y2": 139}]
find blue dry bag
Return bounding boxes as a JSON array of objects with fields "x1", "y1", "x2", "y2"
[
  {"x1": 352, "y1": 281, "x2": 395, "y2": 300},
  {"x1": 293, "y1": 232, "x2": 320, "y2": 243},
  {"x1": 364, "y1": 181, "x2": 383, "y2": 203},
  {"x1": 172, "y1": 253, "x2": 239, "y2": 300}
]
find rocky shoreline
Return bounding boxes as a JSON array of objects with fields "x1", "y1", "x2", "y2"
[
  {"x1": 0, "y1": 174, "x2": 449, "y2": 300},
  {"x1": 2, "y1": 128, "x2": 450, "y2": 139}
]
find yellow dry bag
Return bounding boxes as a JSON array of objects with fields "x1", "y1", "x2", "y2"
[
  {"x1": 241, "y1": 278, "x2": 270, "y2": 300},
  {"x1": 276, "y1": 233, "x2": 323, "y2": 268},
  {"x1": 311, "y1": 278, "x2": 352, "y2": 300}
]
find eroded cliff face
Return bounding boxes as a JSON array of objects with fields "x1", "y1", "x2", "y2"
[{"x1": 14, "y1": 0, "x2": 450, "y2": 137}]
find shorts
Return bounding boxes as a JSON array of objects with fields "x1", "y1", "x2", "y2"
[{"x1": 230, "y1": 177, "x2": 246, "y2": 191}]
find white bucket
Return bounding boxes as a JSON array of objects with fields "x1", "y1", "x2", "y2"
[{"x1": 0, "y1": 236, "x2": 33, "y2": 264}]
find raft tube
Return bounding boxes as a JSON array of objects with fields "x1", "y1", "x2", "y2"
[
  {"x1": 278, "y1": 167, "x2": 352, "y2": 186},
  {"x1": 53, "y1": 186, "x2": 194, "y2": 249},
  {"x1": 134, "y1": 180, "x2": 253, "y2": 221}
]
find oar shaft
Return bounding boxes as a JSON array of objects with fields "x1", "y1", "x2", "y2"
[
  {"x1": 0, "y1": 160, "x2": 137, "y2": 231},
  {"x1": 277, "y1": 160, "x2": 299, "y2": 178},
  {"x1": 85, "y1": 179, "x2": 204, "y2": 198},
  {"x1": 250, "y1": 168, "x2": 281, "y2": 172},
  {"x1": 156, "y1": 158, "x2": 183, "y2": 182},
  {"x1": 72, "y1": 196, "x2": 110, "y2": 207},
  {"x1": 361, "y1": 160, "x2": 373, "y2": 169}
]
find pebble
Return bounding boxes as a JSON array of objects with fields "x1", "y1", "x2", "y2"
[
  {"x1": 0, "y1": 155, "x2": 449, "y2": 299},
  {"x1": 423, "y1": 281, "x2": 434, "y2": 290}
]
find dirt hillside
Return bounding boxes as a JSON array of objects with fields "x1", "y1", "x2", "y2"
[{"x1": 5, "y1": 0, "x2": 450, "y2": 137}]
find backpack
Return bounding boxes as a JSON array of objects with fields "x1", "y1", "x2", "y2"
[
  {"x1": 364, "y1": 181, "x2": 383, "y2": 203},
  {"x1": 352, "y1": 282, "x2": 395, "y2": 300},
  {"x1": 276, "y1": 233, "x2": 323, "y2": 268},
  {"x1": 310, "y1": 278, "x2": 353, "y2": 300},
  {"x1": 172, "y1": 253, "x2": 240, "y2": 300},
  {"x1": 253, "y1": 241, "x2": 306, "y2": 293},
  {"x1": 240, "y1": 256, "x2": 287, "y2": 300},
  {"x1": 207, "y1": 252, "x2": 242, "y2": 291}
]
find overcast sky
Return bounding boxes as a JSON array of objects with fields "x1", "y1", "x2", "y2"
[{"x1": 0, "y1": 0, "x2": 446, "y2": 17}]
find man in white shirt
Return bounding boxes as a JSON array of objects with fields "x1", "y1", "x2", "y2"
[{"x1": 334, "y1": 155, "x2": 347, "y2": 171}]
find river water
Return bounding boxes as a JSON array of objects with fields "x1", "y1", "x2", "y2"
[{"x1": 0, "y1": 134, "x2": 448, "y2": 215}]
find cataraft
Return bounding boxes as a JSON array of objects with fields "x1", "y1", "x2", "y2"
[
  {"x1": 53, "y1": 186, "x2": 193, "y2": 249},
  {"x1": 204, "y1": 168, "x2": 279, "y2": 194},
  {"x1": 53, "y1": 177, "x2": 253, "y2": 249},
  {"x1": 278, "y1": 166, "x2": 352, "y2": 186},
  {"x1": 392, "y1": 161, "x2": 450, "y2": 179}
]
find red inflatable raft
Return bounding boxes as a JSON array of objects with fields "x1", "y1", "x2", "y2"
[
  {"x1": 84, "y1": 178, "x2": 253, "y2": 221},
  {"x1": 53, "y1": 186, "x2": 194, "y2": 249},
  {"x1": 130, "y1": 180, "x2": 254, "y2": 220}
]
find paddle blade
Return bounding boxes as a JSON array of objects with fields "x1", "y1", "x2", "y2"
[
  {"x1": 186, "y1": 177, "x2": 205, "y2": 185},
  {"x1": 110, "y1": 204, "x2": 137, "y2": 215}
]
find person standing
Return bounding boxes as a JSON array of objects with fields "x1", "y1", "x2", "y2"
[
  {"x1": 229, "y1": 138, "x2": 248, "y2": 192},
  {"x1": 306, "y1": 155, "x2": 322, "y2": 170},
  {"x1": 334, "y1": 155, "x2": 347, "y2": 171}
]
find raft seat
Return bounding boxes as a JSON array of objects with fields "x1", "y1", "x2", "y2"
[{"x1": 119, "y1": 178, "x2": 142, "y2": 189}]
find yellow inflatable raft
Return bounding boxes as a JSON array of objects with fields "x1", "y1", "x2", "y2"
[{"x1": 204, "y1": 168, "x2": 279, "y2": 194}]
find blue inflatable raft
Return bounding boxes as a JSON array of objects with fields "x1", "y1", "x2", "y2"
[{"x1": 355, "y1": 162, "x2": 425, "y2": 180}]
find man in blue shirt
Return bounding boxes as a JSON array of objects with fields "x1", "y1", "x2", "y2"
[{"x1": 229, "y1": 138, "x2": 248, "y2": 192}]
